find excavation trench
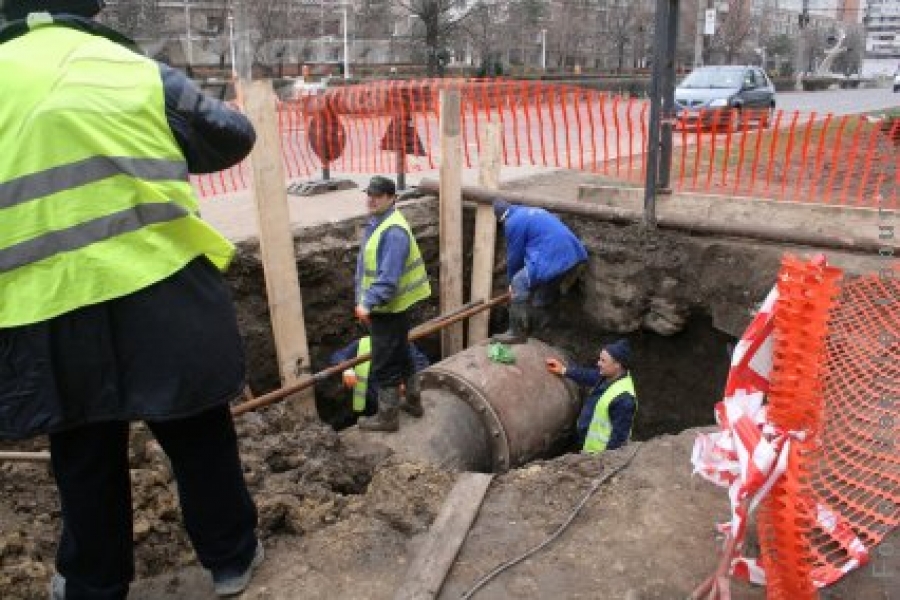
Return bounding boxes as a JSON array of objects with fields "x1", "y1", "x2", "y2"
[{"x1": 0, "y1": 193, "x2": 887, "y2": 598}]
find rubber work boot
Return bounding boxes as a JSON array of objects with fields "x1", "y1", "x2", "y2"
[
  {"x1": 358, "y1": 386, "x2": 400, "y2": 432},
  {"x1": 400, "y1": 376, "x2": 424, "y2": 418},
  {"x1": 492, "y1": 303, "x2": 528, "y2": 345},
  {"x1": 213, "y1": 541, "x2": 265, "y2": 597}
]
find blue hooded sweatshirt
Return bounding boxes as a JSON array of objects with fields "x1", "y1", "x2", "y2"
[{"x1": 502, "y1": 205, "x2": 588, "y2": 286}]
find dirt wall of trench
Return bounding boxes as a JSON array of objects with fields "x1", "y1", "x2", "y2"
[{"x1": 225, "y1": 196, "x2": 874, "y2": 439}]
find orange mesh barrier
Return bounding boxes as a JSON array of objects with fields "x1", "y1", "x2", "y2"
[
  {"x1": 757, "y1": 255, "x2": 843, "y2": 600},
  {"x1": 191, "y1": 79, "x2": 899, "y2": 210},
  {"x1": 757, "y1": 258, "x2": 900, "y2": 599},
  {"x1": 807, "y1": 266, "x2": 900, "y2": 586}
]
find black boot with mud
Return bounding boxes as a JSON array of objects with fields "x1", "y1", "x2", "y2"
[
  {"x1": 400, "y1": 376, "x2": 424, "y2": 418},
  {"x1": 493, "y1": 303, "x2": 528, "y2": 345},
  {"x1": 359, "y1": 386, "x2": 400, "y2": 432}
]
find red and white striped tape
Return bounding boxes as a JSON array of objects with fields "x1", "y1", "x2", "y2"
[{"x1": 691, "y1": 255, "x2": 868, "y2": 593}]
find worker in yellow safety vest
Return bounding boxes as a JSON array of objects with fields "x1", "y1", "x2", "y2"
[
  {"x1": 331, "y1": 336, "x2": 430, "y2": 418},
  {"x1": 0, "y1": 1, "x2": 261, "y2": 597},
  {"x1": 546, "y1": 339, "x2": 638, "y2": 453},
  {"x1": 353, "y1": 176, "x2": 431, "y2": 432}
]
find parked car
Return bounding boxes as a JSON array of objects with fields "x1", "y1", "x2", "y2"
[
  {"x1": 893, "y1": 70, "x2": 899, "y2": 92},
  {"x1": 675, "y1": 65, "x2": 776, "y2": 131}
]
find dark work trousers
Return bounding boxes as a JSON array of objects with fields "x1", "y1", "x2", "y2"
[
  {"x1": 369, "y1": 309, "x2": 413, "y2": 389},
  {"x1": 49, "y1": 405, "x2": 258, "y2": 600}
]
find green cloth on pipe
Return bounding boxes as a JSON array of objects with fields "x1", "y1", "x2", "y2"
[{"x1": 487, "y1": 342, "x2": 516, "y2": 364}]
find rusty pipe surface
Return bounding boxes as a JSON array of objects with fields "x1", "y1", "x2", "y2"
[
  {"x1": 231, "y1": 292, "x2": 511, "y2": 417},
  {"x1": 417, "y1": 179, "x2": 898, "y2": 255},
  {"x1": 343, "y1": 339, "x2": 580, "y2": 473}
]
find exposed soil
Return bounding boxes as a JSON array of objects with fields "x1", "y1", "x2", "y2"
[{"x1": 1, "y1": 171, "x2": 895, "y2": 599}]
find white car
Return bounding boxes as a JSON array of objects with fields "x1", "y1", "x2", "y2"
[{"x1": 894, "y1": 71, "x2": 900, "y2": 92}]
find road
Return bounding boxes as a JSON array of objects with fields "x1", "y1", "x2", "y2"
[{"x1": 777, "y1": 87, "x2": 899, "y2": 115}]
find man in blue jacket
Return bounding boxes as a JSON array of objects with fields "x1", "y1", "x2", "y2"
[
  {"x1": 492, "y1": 200, "x2": 588, "y2": 344},
  {"x1": 546, "y1": 339, "x2": 638, "y2": 453},
  {"x1": 1, "y1": 1, "x2": 260, "y2": 598}
]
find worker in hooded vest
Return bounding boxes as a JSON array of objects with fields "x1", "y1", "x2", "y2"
[
  {"x1": 546, "y1": 339, "x2": 638, "y2": 453},
  {"x1": 330, "y1": 336, "x2": 430, "y2": 418},
  {"x1": 353, "y1": 176, "x2": 431, "y2": 432},
  {"x1": 0, "y1": 1, "x2": 260, "y2": 597},
  {"x1": 492, "y1": 200, "x2": 588, "y2": 344}
]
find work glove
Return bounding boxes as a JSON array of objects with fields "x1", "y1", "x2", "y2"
[
  {"x1": 342, "y1": 369, "x2": 358, "y2": 388},
  {"x1": 546, "y1": 358, "x2": 566, "y2": 376},
  {"x1": 354, "y1": 304, "x2": 371, "y2": 326}
]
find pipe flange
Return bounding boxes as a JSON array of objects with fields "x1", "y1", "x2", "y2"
[{"x1": 419, "y1": 368, "x2": 511, "y2": 472}]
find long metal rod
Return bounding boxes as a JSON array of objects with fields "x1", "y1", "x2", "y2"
[
  {"x1": 2, "y1": 294, "x2": 511, "y2": 461},
  {"x1": 417, "y1": 179, "x2": 899, "y2": 256},
  {"x1": 231, "y1": 292, "x2": 511, "y2": 416}
]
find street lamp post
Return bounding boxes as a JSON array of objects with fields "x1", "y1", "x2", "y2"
[
  {"x1": 184, "y1": 0, "x2": 193, "y2": 69},
  {"x1": 342, "y1": 5, "x2": 350, "y2": 80},
  {"x1": 541, "y1": 28, "x2": 547, "y2": 71},
  {"x1": 755, "y1": 46, "x2": 767, "y2": 70},
  {"x1": 227, "y1": 12, "x2": 237, "y2": 80}
]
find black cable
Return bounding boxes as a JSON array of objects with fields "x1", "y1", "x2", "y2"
[{"x1": 459, "y1": 444, "x2": 642, "y2": 600}]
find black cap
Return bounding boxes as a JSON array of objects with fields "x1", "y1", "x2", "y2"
[
  {"x1": 364, "y1": 176, "x2": 396, "y2": 197},
  {"x1": 1, "y1": 0, "x2": 105, "y2": 20}
]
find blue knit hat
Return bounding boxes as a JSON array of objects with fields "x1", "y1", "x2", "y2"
[
  {"x1": 604, "y1": 339, "x2": 632, "y2": 369},
  {"x1": 493, "y1": 199, "x2": 510, "y2": 222}
]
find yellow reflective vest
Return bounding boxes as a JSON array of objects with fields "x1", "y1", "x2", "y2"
[
  {"x1": 0, "y1": 22, "x2": 235, "y2": 327},
  {"x1": 352, "y1": 336, "x2": 372, "y2": 413},
  {"x1": 583, "y1": 374, "x2": 637, "y2": 454},
  {"x1": 360, "y1": 209, "x2": 431, "y2": 313}
]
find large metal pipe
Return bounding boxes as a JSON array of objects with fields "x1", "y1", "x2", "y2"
[
  {"x1": 417, "y1": 179, "x2": 898, "y2": 256},
  {"x1": 343, "y1": 339, "x2": 580, "y2": 473}
]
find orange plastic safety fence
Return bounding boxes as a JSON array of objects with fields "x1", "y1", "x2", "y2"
[
  {"x1": 190, "y1": 79, "x2": 898, "y2": 211},
  {"x1": 806, "y1": 266, "x2": 900, "y2": 587},
  {"x1": 758, "y1": 255, "x2": 843, "y2": 600},
  {"x1": 754, "y1": 258, "x2": 900, "y2": 599}
]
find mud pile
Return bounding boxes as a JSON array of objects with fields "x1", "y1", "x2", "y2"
[{"x1": 0, "y1": 406, "x2": 456, "y2": 600}]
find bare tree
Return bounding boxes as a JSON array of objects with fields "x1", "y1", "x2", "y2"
[
  {"x1": 394, "y1": 0, "x2": 473, "y2": 75},
  {"x1": 607, "y1": 0, "x2": 641, "y2": 73},
  {"x1": 462, "y1": 0, "x2": 504, "y2": 74},
  {"x1": 709, "y1": 0, "x2": 754, "y2": 64},
  {"x1": 504, "y1": 0, "x2": 545, "y2": 68},
  {"x1": 99, "y1": 0, "x2": 167, "y2": 40},
  {"x1": 245, "y1": 0, "x2": 304, "y2": 76}
]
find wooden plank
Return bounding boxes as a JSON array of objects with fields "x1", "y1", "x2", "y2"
[
  {"x1": 468, "y1": 119, "x2": 502, "y2": 345},
  {"x1": 394, "y1": 472, "x2": 494, "y2": 600},
  {"x1": 243, "y1": 80, "x2": 315, "y2": 415},
  {"x1": 439, "y1": 90, "x2": 464, "y2": 358}
]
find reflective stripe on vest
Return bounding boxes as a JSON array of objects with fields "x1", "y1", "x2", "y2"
[
  {"x1": 361, "y1": 209, "x2": 431, "y2": 313},
  {"x1": 583, "y1": 374, "x2": 637, "y2": 454},
  {"x1": 0, "y1": 24, "x2": 235, "y2": 327},
  {"x1": 353, "y1": 336, "x2": 372, "y2": 413}
]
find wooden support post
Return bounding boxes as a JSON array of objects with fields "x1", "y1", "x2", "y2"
[
  {"x1": 468, "y1": 119, "x2": 502, "y2": 345},
  {"x1": 243, "y1": 80, "x2": 315, "y2": 415},
  {"x1": 393, "y1": 473, "x2": 494, "y2": 600},
  {"x1": 439, "y1": 90, "x2": 464, "y2": 358}
]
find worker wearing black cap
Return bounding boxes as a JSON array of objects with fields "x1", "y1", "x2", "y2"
[
  {"x1": 0, "y1": 2, "x2": 260, "y2": 597},
  {"x1": 546, "y1": 339, "x2": 638, "y2": 453},
  {"x1": 354, "y1": 176, "x2": 432, "y2": 432}
]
